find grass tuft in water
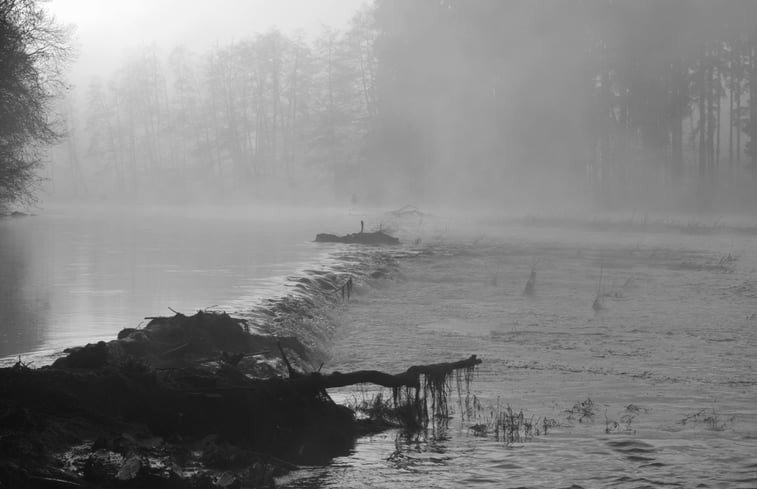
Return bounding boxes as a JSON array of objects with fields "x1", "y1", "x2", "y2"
[
  {"x1": 566, "y1": 398, "x2": 595, "y2": 423},
  {"x1": 469, "y1": 398, "x2": 558, "y2": 446}
]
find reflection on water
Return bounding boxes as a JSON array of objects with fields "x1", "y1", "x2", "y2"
[
  {"x1": 0, "y1": 206, "x2": 344, "y2": 359},
  {"x1": 0, "y1": 220, "x2": 50, "y2": 359}
]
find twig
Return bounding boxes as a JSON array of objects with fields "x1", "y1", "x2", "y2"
[
  {"x1": 162, "y1": 343, "x2": 189, "y2": 357},
  {"x1": 277, "y1": 342, "x2": 300, "y2": 378}
]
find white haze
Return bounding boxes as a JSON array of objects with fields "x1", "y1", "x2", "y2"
[
  {"x1": 46, "y1": 0, "x2": 363, "y2": 87},
  {"x1": 37, "y1": 0, "x2": 757, "y2": 221}
]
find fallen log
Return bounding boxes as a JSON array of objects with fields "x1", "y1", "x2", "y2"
[
  {"x1": 292, "y1": 355, "x2": 481, "y2": 390},
  {"x1": 0, "y1": 353, "x2": 482, "y2": 487},
  {"x1": 287, "y1": 354, "x2": 482, "y2": 430}
]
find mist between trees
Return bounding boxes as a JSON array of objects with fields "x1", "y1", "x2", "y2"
[{"x1": 39, "y1": 1, "x2": 757, "y2": 210}]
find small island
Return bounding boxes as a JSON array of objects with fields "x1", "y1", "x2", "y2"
[{"x1": 315, "y1": 230, "x2": 399, "y2": 245}]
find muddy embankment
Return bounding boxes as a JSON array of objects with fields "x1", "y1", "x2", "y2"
[{"x1": 0, "y1": 248, "x2": 417, "y2": 489}]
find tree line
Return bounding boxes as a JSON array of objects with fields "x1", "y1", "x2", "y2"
[
  {"x1": 369, "y1": 0, "x2": 757, "y2": 209},
  {"x1": 54, "y1": 7, "x2": 377, "y2": 204},
  {"x1": 4, "y1": 0, "x2": 757, "y2": 210}
]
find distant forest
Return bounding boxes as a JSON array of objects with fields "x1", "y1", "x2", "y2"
[{"x1": 50, "y1": 0, "x2": 757, "y2": 210}]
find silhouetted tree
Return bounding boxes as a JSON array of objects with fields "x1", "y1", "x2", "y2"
[{"x1": 0, "y1": 0, "x2": 70, "y2": 205}]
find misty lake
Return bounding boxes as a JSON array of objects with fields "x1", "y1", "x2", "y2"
[
  {"x1": 0, "y1": 205, "x2": 352, "y2": 362},
  {"x1": 2, "y1": 208, "x2": 756, "y2": 488}
]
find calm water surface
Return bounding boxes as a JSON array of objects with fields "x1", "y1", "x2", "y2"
[{"x1": 0, "y1": 205, "x2": 349, "y2": 361}]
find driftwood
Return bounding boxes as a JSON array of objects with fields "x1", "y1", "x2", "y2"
[
  {"x1": 291, "y1": 355, "x2": 481, "y2": 390},
  {"x1": 1, "y1": 351, "x2": 482, "y2": 487},
  {"x1": 281, "y1": 353, "x2": 481, "y2": 429}
]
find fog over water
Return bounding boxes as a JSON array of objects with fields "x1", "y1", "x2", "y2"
[{"x1": 2, "y1": 0, "x2": 757, "y2": 487}]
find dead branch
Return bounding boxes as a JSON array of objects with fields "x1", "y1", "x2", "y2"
[
  {"x1": 292, "y1": 355, "x2": 481, "y2": 390},
  {"x1": 278, "y1": 342, "x2": 300, "y2": 378}
]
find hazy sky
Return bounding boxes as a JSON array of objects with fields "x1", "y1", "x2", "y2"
[{"x1": 45, "y1": 0, "x2": 365, "y2": 85}]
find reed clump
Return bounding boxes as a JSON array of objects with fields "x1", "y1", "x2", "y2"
[{"x1": 468, "y1": 398, "x2": 558, "y2": 446}]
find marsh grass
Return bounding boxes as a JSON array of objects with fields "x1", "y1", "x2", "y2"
[{"x1": 468, "y1": 398, "x2": 558, "y2": 446}]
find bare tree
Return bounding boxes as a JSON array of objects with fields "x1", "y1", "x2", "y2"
[{"x1": 0, "y1": 0, "x2": 71, "y2": 205}]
